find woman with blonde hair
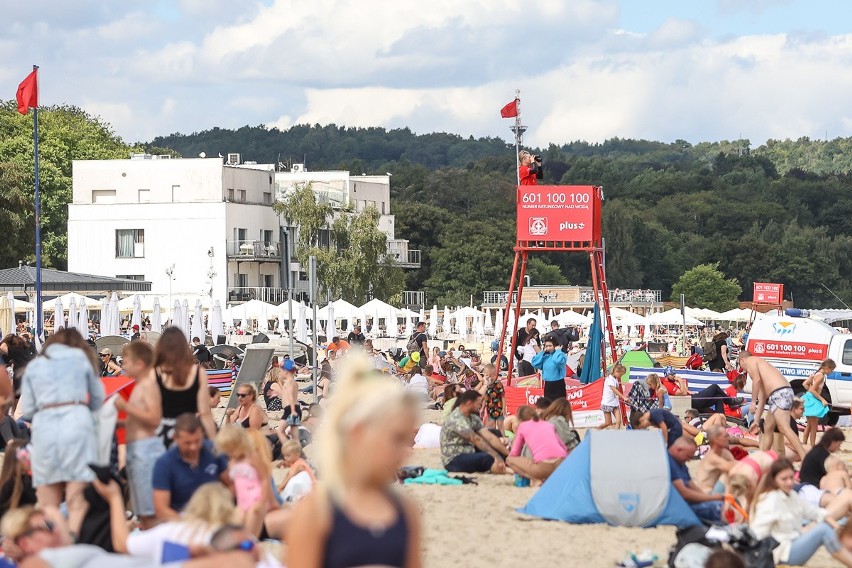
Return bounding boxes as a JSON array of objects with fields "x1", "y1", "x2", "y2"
[
  {"x1": 287, "y1": 353, "x2": 422, "y2": 568},
  {"x1": 226, "y1": 383, "x2": 268, "y2": 430}
]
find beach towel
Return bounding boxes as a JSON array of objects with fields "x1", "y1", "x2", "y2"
[{"x1": 403, "y1": 469, "x2": 463, "y2": 486}]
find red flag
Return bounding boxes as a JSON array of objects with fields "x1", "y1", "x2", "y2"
[
  {"x1": 16, "y1": 69, "x2": 38, "y2": 115},
  {"x1": 500, "y1": 99, "x2": 518, "y2": 118}
]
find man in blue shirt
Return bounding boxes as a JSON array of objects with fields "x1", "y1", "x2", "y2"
[
  {"x1": 668, "y1": 436, "x2": 724, "y2": 524},
  {"x1": 152, "y1": 413, "x2": 229, "y2": 520},
  {"x1": 630, "y1": 408, "x2": 683, "y2": 447}
]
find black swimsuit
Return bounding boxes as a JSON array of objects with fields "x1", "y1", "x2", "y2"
[{"x1": 323, "y1": 494, "x2": 408, "y2": 568}]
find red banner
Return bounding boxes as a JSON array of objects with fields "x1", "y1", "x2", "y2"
[
  {"x1": 517, "y1": 185, "x2": 597, "y2": 242},
  {"x1": 748, "y1": 339, "x2": 828, "y2": 360},
  {"x1": 753, "y1": 282, "x2": 783, "y2": 304},
  {"x1": 504, "y1": 379, "x2": 605, "y2": 427}
]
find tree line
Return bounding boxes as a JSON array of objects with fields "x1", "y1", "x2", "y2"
[{"x1": 2, "y1": 105, "x2": 851, "y2": 308}]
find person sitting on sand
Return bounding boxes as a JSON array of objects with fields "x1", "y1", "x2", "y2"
[
  {"x1": 797, "y1": 428, "x2": 852, "y2": 514},
  {"x1": 277, "y1": 439, "x2": 315, "y2": 503},
  {"x1": 441, "y1": 384, "x2": 461, "y2": 420},
  {"x1": 695, "y1": 426, "x2": 735, "y2": 493},
  {"x1": 661, "y1": 369, "x2": 689, "y2": 396},
  {"x1": 668, "y1": 436, "x2": 725, "y2": 525},
  {"x1": 440, "y1": 389, "x2": 509, "y2": 474},
  {"x1": 630, "y1": 408, "x2": 682, "y2": 447},
  {"x1": 506, "y1": 406, "x2": 567, "y2": 483},
  {"x1": 540, "y1": 398, "x2": 581, "y2": 451}
]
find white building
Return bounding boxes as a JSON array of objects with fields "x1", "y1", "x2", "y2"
[{"x1": 67, "y1": 155, "x2": 419, "y2": 307}]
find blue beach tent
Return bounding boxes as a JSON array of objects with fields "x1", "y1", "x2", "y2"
[{"x1": 519, "y1": 430, "x2": 701, "y2": 528}]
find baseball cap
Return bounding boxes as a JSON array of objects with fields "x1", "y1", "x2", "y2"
[
  {"x1": 132, "y1": 324, "x2": 139, "y2": 331},
  {"x1": 283, "y1": 359, "x2": 296, "y2": 371}
]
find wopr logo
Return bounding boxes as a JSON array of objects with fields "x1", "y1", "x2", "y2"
[{"x1": 529, "y1": 217, "x2": 548, "y2": 236}]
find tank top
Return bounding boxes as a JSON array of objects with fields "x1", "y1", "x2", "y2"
[
  {"x1": 323, "y1": 493, "x2": 408, "y2": 568},
  {"x1": 157, "y1": 366, "x2": 201, "y2": 419}
]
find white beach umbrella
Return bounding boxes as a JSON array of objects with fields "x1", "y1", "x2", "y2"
[
  {"x1": 325, "y1": 303, "x2": 336, "y2": 338},
  {"x1": 53, "y1": 297, "x2": 63, "y2": 334},
  {"x1": 109, "y1": 293, "x2": 120, "y2": 335},
  {"x1": 191, "y1": 300, "x2": 205, "y2": 341},
  {"x1": 131, "y1": 295, "x2": 143, "y2": 332},
  {"x1": 296, "y1": 303, "x2": 308, "y2": 343},
  {"x1": 418, "y1": 308, "x2": 426, "y2": 328},
  {"x1": 100, "y1": 296, "x2": 109, "y2": 336},
  {"x1": 77, "y1": 300, "x2": 89, "y2": 338},
  {"x1": 173, "y1": 301, "x2": 182, "y2": 331},
  {"x1": 428, "y1": 305, "x2": 438, "y2": 338},
  {"x1": 494, "y1": 309, "x2": 504, "y2": 339},
  {"x1": 67, "y1": 297, "x2": 78, "y2": 331},
  {"x1": 484, "y1": 308, "x2": 493, "y2": 333},
  {"x1": 403, "y1": 312, "x2": 412, "y2": 337},
  {"x1": 151, "y1": 297, "x2": 162, "y2": 333},
  {"x1": 442, "y1": 306, "x2": 451, "y2": 335},
  {"x1": 211, "y1": 300, "x2": 223, "y2": 340},
  {"x1": 181, "y1": 299, "x2": 190, "y2": 335}
]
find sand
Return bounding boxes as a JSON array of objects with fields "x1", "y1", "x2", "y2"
[{"x1": 219, "y1": 394, "x2": 840, "y2": 568}]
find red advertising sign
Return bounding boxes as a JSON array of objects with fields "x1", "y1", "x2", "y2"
[
  {"x1": 747, "y1": 339, "x2": 828, "y2": 361},
  {"x1": 517, "y1": 185, "x2": 597, "y2": 242},
  {"x1": 753, "y1": 283, "x2": 783, "y2": 304},
  {"x1": 504, "y1": 378, "x2": 604, "y2": 416}
]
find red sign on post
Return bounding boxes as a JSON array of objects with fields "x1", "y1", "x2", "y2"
[
  {"x1": 517, "y1": 185, "x2": 597, "y2": 242},
  {"x1": 753, "y1": 283, "x2": 783, "y2": 304}
]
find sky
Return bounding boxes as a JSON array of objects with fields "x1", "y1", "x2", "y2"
[{"x1": 4, "y1": 0, "x2": 852, "y2": 148}]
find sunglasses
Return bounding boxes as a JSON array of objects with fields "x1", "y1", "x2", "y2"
[
  {"x1": 236, "y1": 393, "x2": 249, "y2": 398},
  {"x1": 18, "y1": 519, "x2": 55, "y2": 542}
]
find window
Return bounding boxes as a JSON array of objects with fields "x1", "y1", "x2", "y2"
[
  {"x1": 171, "y1": 185, "x2": 180, "y2": 201},
  {"x1": 115, "y1": 229, "x2": 144, "y2": 258},
  {"x1": 228, "y1": 189, "x2": 235, "y2": 201},
  {"x1": 263, "y1": 192, "x2": 272, "y2": 204},
  {"x1": 116, "y1": 274, "x2": 145, "y2": 281},
  {"x1": 92, "y1": 190, "x2": 116, "y2": 204},
  {"x1": 239, "y1": 190, "x2": 246, "y2": 203},
  {"x1": 235, "y1": 273, "x2": 248, "y2": 288},
  {"x1": 263, "y1": 275, "x2": 274, "y2": 288},
  {"x1": 138, "y1": 189, "x2": 151, "y2": 203},
  {"x1": 236, "y1": 228, "x2": 247, "y2": 242},
  {"x1": 262, "y1": 230, "x2": 273, "y2": 246},
  {"x1": 381, "y1": 202, "x2": 386, "y2": 214},
  {"x1": 843, "y1": 339, "x2": 852, "y2": 366}
]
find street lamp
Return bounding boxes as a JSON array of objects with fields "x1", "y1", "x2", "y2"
[{"x1": 165, "y1": 264, "x2": 175, "y2": 324}]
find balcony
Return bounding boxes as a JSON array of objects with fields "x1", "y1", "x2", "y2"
[
  {"x1": 227, "y1": 287, "x2": 288, "y2": 304},
  {"x1": 386, "y1": 239, "x2": 421, "y2": 269},
  {"x1": 226, "y1": 240, "x2": 282, "y2": 262}
]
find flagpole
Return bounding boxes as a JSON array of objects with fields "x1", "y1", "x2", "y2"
[
  {"x1": 32, "y1": 65, "x2": 42, "y2": 340},
  {"x1": 514, "y1": 90, "x2": 521, "y2": 186}
]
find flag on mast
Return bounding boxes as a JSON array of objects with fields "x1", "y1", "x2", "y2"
[
  {"x1": 500, "y1": 98, "x2": 518, "y2": 118},
  {"x1": 16, "y1": 70, "x2": 38, "y2": 115}
]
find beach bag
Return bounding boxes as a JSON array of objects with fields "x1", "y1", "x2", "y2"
[
  {"x1": 406, "y1": 333, "x2": 420, "y2": 353},
  {"x1": 702, "y1": 340, "x2": 717, "y2": 363},
  {"x1": 802, "y1": 391, "x2": 829, "y2": 418},
  {"x1": 627, "y1": 380, "x2": 654, "y2": 413}
]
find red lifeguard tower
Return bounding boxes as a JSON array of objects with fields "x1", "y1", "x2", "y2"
[{"x1": 496, "y1": 184, "x2": 619, "y2": 378}]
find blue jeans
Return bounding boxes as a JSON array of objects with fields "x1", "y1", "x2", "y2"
[
  {"x1": 786, "y1": 522, "x2": 841, "y2": 565},
  {"x1": 445, "y1": 452, "x2": 495, "y2": 473},
  {"x1": 689, "y1": 500, "x2": 723, "y2": 525}
]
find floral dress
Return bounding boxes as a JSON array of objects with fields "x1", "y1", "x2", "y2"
[{"x1": 485, "y1": 380, "x2": 505, "y2": 420}]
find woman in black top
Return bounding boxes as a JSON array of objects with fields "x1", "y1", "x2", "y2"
[
  {"x1": 154, "y1": 328, "x2": 216, "y2": 445},
  {"x1": 800, "y1": 428, "x2": 845, "y2": 487},
  {"x1": 707, "y1": 332, "x2": 731, "y2": 372}
]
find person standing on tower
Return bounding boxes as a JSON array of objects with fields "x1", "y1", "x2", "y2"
[{"x1": 518, "y1": 150, "x2": 542, "y2": 185}]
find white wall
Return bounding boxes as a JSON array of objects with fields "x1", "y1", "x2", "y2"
[
  {"x1": 68, "y1": 202, "x2": 229, "y2": 303},
  {"x1": 72, "y1": 158, "x2": 226, "y2": 204}
]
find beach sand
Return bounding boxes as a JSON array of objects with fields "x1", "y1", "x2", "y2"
[{"x1": 220, "y1": 394, "x2": 840, "y2": 568}]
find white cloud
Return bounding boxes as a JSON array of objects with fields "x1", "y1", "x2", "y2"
[{"x1": 5, "y1": 0, "x2": 852, "y2": 150}]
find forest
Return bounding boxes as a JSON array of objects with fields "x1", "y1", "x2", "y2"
[
  {"x1": 152, "y1": 125, "x2": 852, "y2": 308},
  {"x1": 2, "y1": 103, "x2": 851, "y2": 308}
]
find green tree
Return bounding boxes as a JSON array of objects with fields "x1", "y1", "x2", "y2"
[
  {"x1": 274, "y1": 185, "x2": 403, "y2": 303},
  {"x1": 671, "y1": 263, "x2": 742, "y2": 311},
  {"x1": 525, "y1": 257, "x2": 569, "y2": 285},
  {"x1": 0, "y1": 101, "x2": 135, "y2": 267}
]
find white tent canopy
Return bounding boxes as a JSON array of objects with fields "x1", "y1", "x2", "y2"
[
  {"x1": 554, "y1": 310, "x2": 593, "y2": 327},
  {"x1": 716, "y1": 308, "x2": 766, "y2": 322},
  {"x1": 647, "y1": 308, "x2": 703, "y2": 326},
  {"x1": 607, "y1": 307, "x2": 650, "y2": 326},
  {"x1": 360, "y1": 299, "x2": 397, "y2": 321},
  {"x1": 230, "y1": 300, "x2": 277, "y2": 321},
  {"x1": 316, "y1": 299, "x2": 362, "y2": 321},
  {"x1": 118, "y1": 294, "x2": 167, "y2": 314},
  {"x1": 685, "y1": 307, "x2": 722, "y2": 320},
  {"x1": 43, "y1": 293, "x2": 99, "y2": 312}
]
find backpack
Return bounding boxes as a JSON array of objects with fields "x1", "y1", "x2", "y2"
[
  {"x1": 627, "y1": 380, "x2": 655, "y2": 413},
  {"x1": 406, "y1": 333, "x2": 421, "y2": 354},
  {"x1": 702, "y1": 340, "x2": 717, "y2": 363}
]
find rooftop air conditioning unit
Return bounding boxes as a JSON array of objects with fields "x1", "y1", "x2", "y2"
[
  {"x1": 291, "y1": 163, "x2": 305, "y2": 173},
  {"x1": 227, "y1": 153, "x2": 241, "y2": 165}
]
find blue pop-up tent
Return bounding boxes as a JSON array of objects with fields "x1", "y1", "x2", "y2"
[{"x1": 519, "y1": 430, "x2": 701, "y2": 528}]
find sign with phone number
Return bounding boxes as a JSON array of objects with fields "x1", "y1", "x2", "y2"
[
  {"x1": 517, "y1": 185, "x2": 596, "y2": 241},
  {"x1": 753, "y1": 282, "x2": 783, "y2": 304},
  {"x1": 748, "y1": 339, "x2": 828, "y2": 360}
]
